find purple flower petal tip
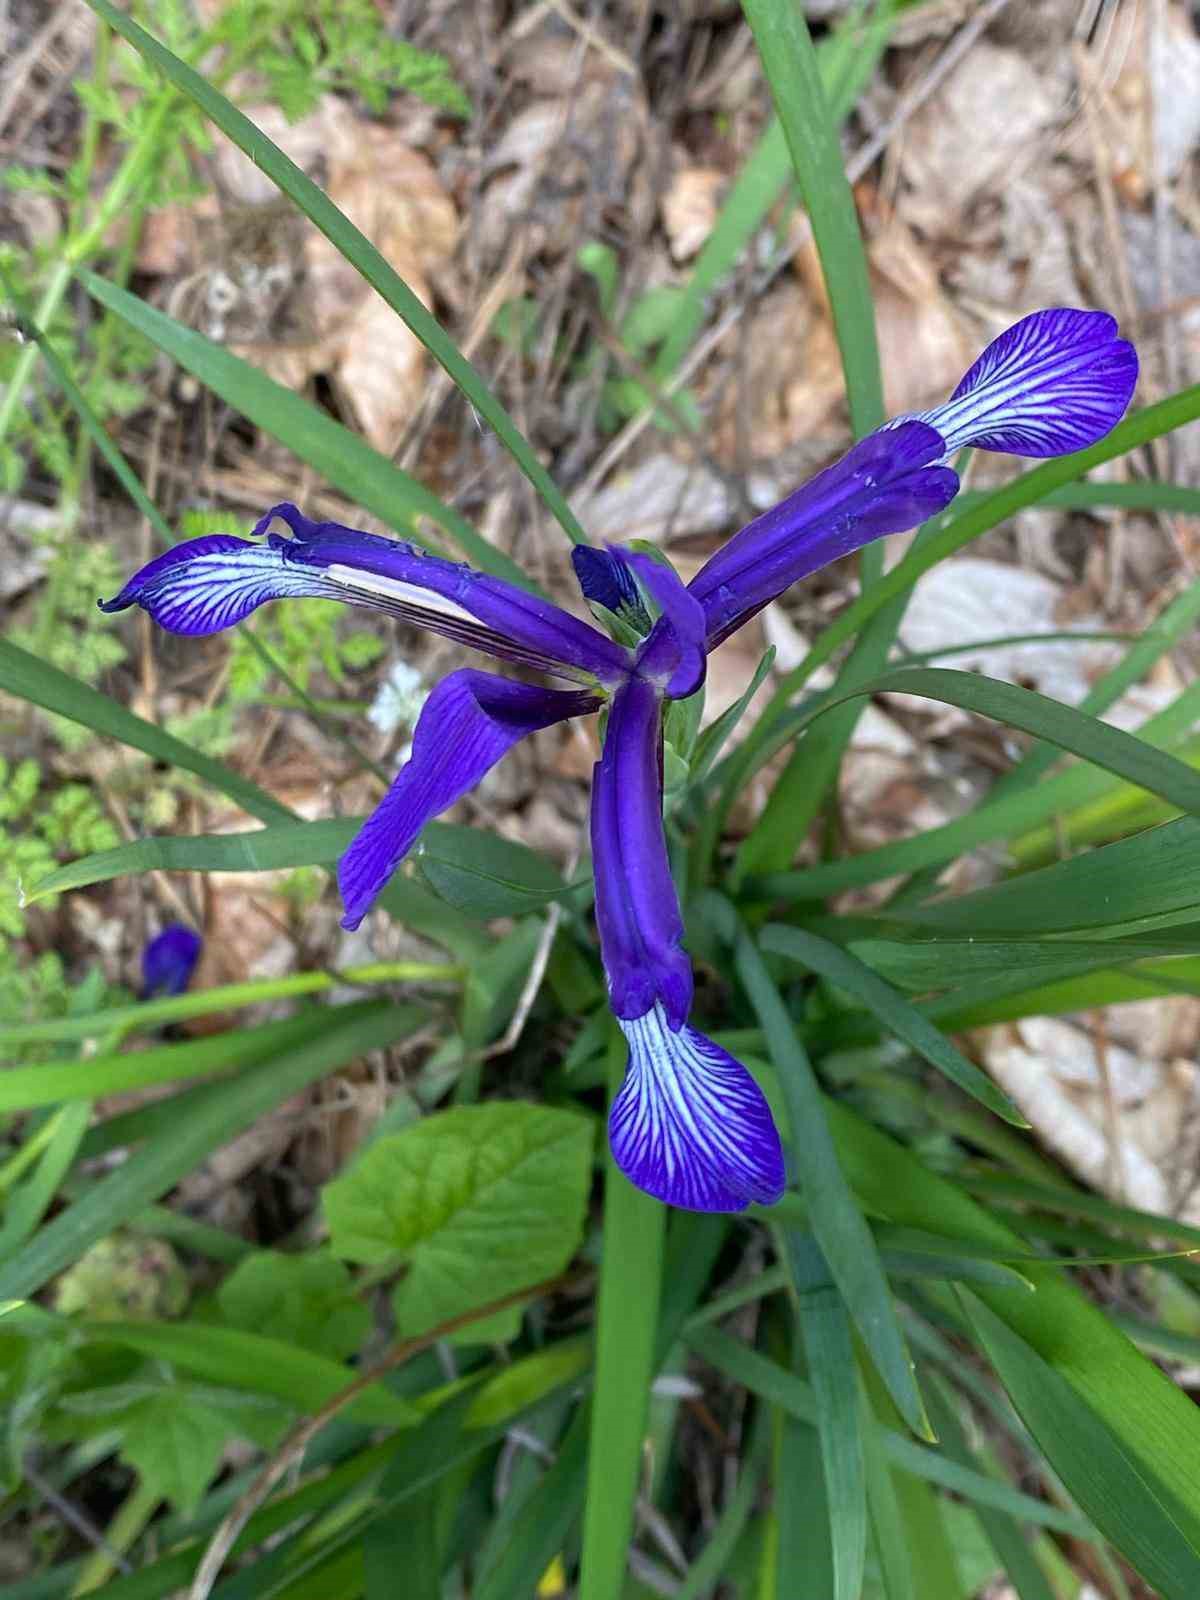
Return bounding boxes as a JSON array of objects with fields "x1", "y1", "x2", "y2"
[
  {"x1": 610, "y1": 1006, "x2": 786, "y2": 1212},
  {"x1": 571, "y1": 545, "x2": 650, "y2": 631},
  {"x1": 922, "y1": 307, "x2": 1138, "y2": 457},
  {"x1": 141, "y1": 924, "x2": 202, "y2": 999},
  {"x1": 97, "y1": 533, "x2": 340, "y2": 635}
]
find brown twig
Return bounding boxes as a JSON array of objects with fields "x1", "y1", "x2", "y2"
[{"x1": 186, "y1": 1271, "x2": 571, "y2": 1600}]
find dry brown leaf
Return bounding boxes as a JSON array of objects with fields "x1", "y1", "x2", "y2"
[
  {"x1": 661, "y1": 164, "x2": 726, "y2": 263},
  {"x1": 869, "y1": 220, "x2": 971, "y2": 415},
  {"x1": 572, "y1": 452, "x2": 736, "y2": 545},
  {"x1": 897, "y1": 556, "x2": 1119, "y2": 707},
  {"x1": 979, "y1": 1016, "x2": 1200, "y2": 1219},
  {"x1": 901, "y1": 44, "x2": 1057, "y2": 209},
  {"x1": 160, "y1": 99, "x2": 460, "y2": 452}
]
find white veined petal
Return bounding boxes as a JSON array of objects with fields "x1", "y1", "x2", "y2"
[
  {"x1": 912, "y1": 308, "x2": 1137, "y2": 459},
  {"x1": 610, "y1": 1005, "x2": 786, "y2": 1212}
]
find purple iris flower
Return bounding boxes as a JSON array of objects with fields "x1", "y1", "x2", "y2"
[
  {"x1": 101, "y1": 309, "x2": 1136, "y2": 1212},
  {"x1": 141, "y1": 924, "x2": 203, "y2": 999}
]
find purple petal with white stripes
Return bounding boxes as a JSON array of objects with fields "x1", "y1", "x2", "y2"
[
  {"x1": 97, "y1": 534, "x2": 346, "y2": 635},
  {"x1": 590, "y1": 676, "x2": 693, "y2": 1027},
  {"x1": 916, "y1": 308, "x2": 1138, "y2": 457},
  {"x1": 689, "y1": 422, "x2": 959, "y2": 649},
  {"x1": 619, "y1": 549, "x2": 707, "y2": 699},
  {"x1": 252, "y1": 504, "x2": 629, "y2": 684},
  {"x1": 339, "y1": 669, "x2": 598, "y2": 929},
  {"x1": 140, "y1": 924, "x2": 203, "y2": 999},
  {"x1": 101, "y1": 505, "x2": 630, "y2": 685},
  {"x1": 610, "y1": 1004, "x2": 786, "y2": 1211}
]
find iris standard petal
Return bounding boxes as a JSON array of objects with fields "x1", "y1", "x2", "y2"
[
  {"x1": 914, "y1": 307, "x2": 1138, "y2": 457},
  {"x1": 98, "y1": 534, "x2": 347, "y2": 635},
  {"x1": 689, "y1": 422, "x2": 959, "y2": 649},
  {"x1": 255, "y1": 504, "x2": 630, "y2": 685},
  {"x1": 590, "y1": 676, "x2": 693, "y2": 1027},
  {"x1": 339, "y1": 669, "x2": 598, "y2": 929},
  {"x1": 610, "y1": 1004, "x2": 786, "y2": 1211},
  {"x1": 617, "y1": 549, "x2": 707, "y2": 699},
  {"x1": 141, "y1": 924, "x2": 203, "y2": 999},
  {"x1": 571, "y1": 544, "x2": 652, "y2": 632}
]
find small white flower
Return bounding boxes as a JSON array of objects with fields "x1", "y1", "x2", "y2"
[{"x1": 367, "y1": 658, "x2": 428, "y2": 736}]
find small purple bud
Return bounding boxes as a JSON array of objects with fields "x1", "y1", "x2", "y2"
[{"x1": 141, "y1": 925, "x2": 203, "y2": 999}]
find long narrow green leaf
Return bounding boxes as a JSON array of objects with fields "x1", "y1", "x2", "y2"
[
  {"x1": 0, "y1": 1009, "x2": 377, "y2": 1112},
  {"x1": 823, "y1": 1099, "x2": 1200, "y2": 1572},
  {"x1": 0, "y1": 639, "x2": 292, "y2": 825},
  {"x1": 786, "y1": 1235, "x2": 866, "y2": 1600},
  {"x1": 759, "y1": 650, "x2": 1200, "y2": 901},
  {"x1": 761, "y1": 924, "x2": 1023, "y2": 1123},
  {"x1": 703, "y1": 896, "x2": 931, "y2": 1438},
  {"x1": 836, "y1": 667, "x2": 1200, "y2": 817},
  {"x1": 82, "y1": 0, "x2": 589, "y2": 549},
  {"x1": 964, "y1": 1296, "x2": 1200, "y2": 1600},
  {"x1": 579, "y1": 1034, "x2": 666, "y2": 1600},
  {"x1": 85, "y1": 1318, "x2": 415, "y2": 1427},
  {"x1": 685, "y1": 1328, "x2": 1093, "y2": 1536},
  {"x1": 740, "y1": 0, "x2": 882, "y2": 436},
  {"x1": 80, "y1": 272, "x2": 531, "y2": 584},
  {"x1": 654, "y1": 1, "x2": 895, "y2": 384},
  {"x1": 898, "y1": 817, "x2": 1200, "y2": 937},
  {"x1": 0, "y1": 1001, "x2": 418, "y2": 1301}
]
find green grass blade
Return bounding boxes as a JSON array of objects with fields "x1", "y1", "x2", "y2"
[
  {"x1": 81, "y1": 272, "x2": 533, "y2": 584},
  {"x1": 740, "y1": 0, "x2": 883, "y2": 437},
  {"x1": 82, "y1": 0, "x2": 590, "y2": 549},
  {"x1": 686, "y1": 1328, "x2": 1093, "y2": 1536},
  {"x1": 835, "y1": 664, "x2": 1200, "y2": 814},
  {"x1": 0, "y1": 1000, "x2": 418, "y2": 1302},
  {"x1": 763, "y1": 674, "x2": 1200, "y2": 900},
  {"x1": 578, "y1": 1033, "x2": 666, "y2": 1600},
  {"x1": 0, "y1": 961, "x2": 458, "y2": 1048},
  {"x1": 654, "y1": 2, "x2": 895, "y2": 384},
  {"x1": 923, "y1": 1373, "x2": 1057, "y2": 1600},
  {"x1": 761, "y1": 924, "x2": 1023, "y2": 1123},
  {"x1": 0, "y1": 1007, "x2": 402, "y2": 1113},
  {"x1": 824, "y1": 1098, "x2": 1200, "y2": 1560},
  {"x1": 474, "y1": 1408, "x2": 589, "y2": 1600},
  {"x1": 964, "y1": 1296, "x2": 1200, "y2": 1599},
  {"x1": 83, "y1": 1318, "x2": 414, "y2": 1427},
  {"x1": 0, "y1": 638, "x2": 292, "y2": 824},
  {"x1": 703, "y1": 898, "x2": 931, "y2": 1438},
  {"x1": 785, "y1": 1234, "x2": 866, "y2": 1600},
  {"x1": 675, "y1": 1421, "x2": 768, "y2": 1599},
  {"x1": 896, "y1": 817, "x2": 1200, "y2": 937}
]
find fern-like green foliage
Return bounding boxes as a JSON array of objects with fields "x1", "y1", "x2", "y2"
[{"x1": 0, "y1": 759, "x2": 120, "y2": 1021}]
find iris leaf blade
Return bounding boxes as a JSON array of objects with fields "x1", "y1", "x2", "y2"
[
  {"x1": 578, "y1": 1035, "x2": 667, "y2": 1600},
  {"x1": 0, "y1": 1001, "x2": 420, "y2": 1303},
  {"x1": 785, "y1": 1234, "x2": 867, "y2": 1600},
  {"x1": 963, "y1": 1296, "x2": 1200, "y2": 1600},
  {"x1": 702, "y1": 898, "x2": 931, "y2": 1438},
  {"x1": 760, "y1": 923, "x2": 1024, "y2": 1124}
]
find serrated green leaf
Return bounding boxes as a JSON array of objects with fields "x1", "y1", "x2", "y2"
[
  {"x1": 217, "y1": 1251, "x2": 369, "y2": 1361},
  {"x1": 117, "y1": 1391, "x2": 235, "y2": 1516},
  {"x1": 324, "y1": 1103, "x2": 593, "y2": 1336}
]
